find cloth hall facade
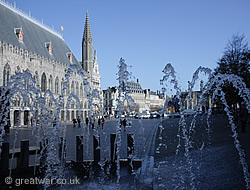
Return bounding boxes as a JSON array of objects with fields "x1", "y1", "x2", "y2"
[{"x1": 0, "y1": 1, "x2": 101, "y2": 127}]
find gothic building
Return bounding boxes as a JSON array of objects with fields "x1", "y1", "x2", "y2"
[
  {"x1": 0, "y1": 1, "x2": 101, "y2": 127},
  {"x1": 103, "y1": 79, "x2": 164, "y2": 115}
]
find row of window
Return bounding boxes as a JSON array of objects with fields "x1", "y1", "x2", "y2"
[
  {"x1": 3, "y1": 63, "x2": 87, "y2": 97},
  {"x1": 13, "y1": 94, "x2": 88, "y2": 109},
  {"x1": 40, "y1": 72, "x2": 86, "y2": 97}
]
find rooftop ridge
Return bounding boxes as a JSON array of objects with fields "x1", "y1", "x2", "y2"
[{"x1": 0, "y1": 0, "x2": 63, "y2": 40}]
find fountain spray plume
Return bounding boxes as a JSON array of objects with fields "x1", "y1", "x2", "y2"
[
  {"x1": 115, "y1": 57, "x2": 137, "y2": 185},
  {"x1": 160, "y1": 63, "x2": 202, "y2": 189},
  {"x1": 160, "y1": 62, "x2": 250, "y2": 189},
  {"x1": 202, "y1": 73, "x2": 250, "y2": 189}
]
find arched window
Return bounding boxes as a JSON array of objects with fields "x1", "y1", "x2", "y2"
[
  {"x1": 14, "y1": 95, "x2": 21, "y2": 107},
  {"x1": 71, "y1": 100, "x2": 75, "y2": 109},
  {"x1": 55, "y1": 77, "x2": 59, "y2": 94},
  {"x1": 66, "y1": 82, "x2": 70, "y2": 95},
  {"x1": 76, "y1": 82, "x2": 79, "y2": 97},
  {"x1": 71, "y1": 81, "x2": 74, "y2": 94},
  {"x1": 80, "y1": 101, "x2": 83, "y2": 109},
  {"x1": 80, "y1": 83, "x2": 83, "y2": 97},
  {"x1": 84, "y1": 102, "x2": 87, "y2": 109},
  {"x1": 61, "y1": 78, "x2": 64, "y2": 94},
  {"x1": 41, "y1": 73, "x2": 47, "y2": 92},
  {"x1": 3, "y1": 63, "x2": 11, "y2": 86},
  {"x1": 49, "y1": 75, "x2": 53, "y2": 92},
  {"x1": 34, "y1": 71, "x2": 39, "y2": 86}
]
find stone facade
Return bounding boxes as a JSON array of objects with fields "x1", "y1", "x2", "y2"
[
  {"x1": 103, "y1": 80, "x2": 164, "y2": 115},
  {"x1": 181, "y1": 90, "x2": 211, "y2": 112},
  {"x1": 0, "y1": 1, "x2": 101, "y2": 127},
  {"x1": 103, "y1": 87, "x2": 119, "y2": 116}
]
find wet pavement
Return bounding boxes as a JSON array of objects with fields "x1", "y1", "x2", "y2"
[
  {"x1": 2, "y1": 114, "x2": 250, "y2": 189},
  {"x1": 153, "y1": 114, "x2": 250, "y2": 190}
]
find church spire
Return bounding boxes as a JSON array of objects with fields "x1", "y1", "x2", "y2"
[
  {"x1": 83, "y1": 10, "x2": 92, "y2": 40},
  {"x1": 82, "y1": 11, "x2": 93, "y2": 73}
]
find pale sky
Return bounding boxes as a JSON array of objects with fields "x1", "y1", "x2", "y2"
[{"x1": 5, "y1": 0, "x2": 250, "y2": 92}]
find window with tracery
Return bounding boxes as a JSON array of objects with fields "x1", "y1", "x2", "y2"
[
  {"x1": 55, "y1": 77, "x2": 59, "y2": 94},
  {"x1": 41, "y1": 73, "x2": 47, "y2": 92},
  {"x1": 76, "y1": 82, "x2": 79, "y2": 97},
  {"x1": 3, "y1": 63, "x2": 10, "y2": 86},
  {"x1": 71, "y1": 81, "x2": 74, "y2": 94},
  {"x1": 80, "y1": 83, "x2": 83, "y2": 97},
  {"x1": 49, "y1": 75, "x2": 53, "y2": 92}
]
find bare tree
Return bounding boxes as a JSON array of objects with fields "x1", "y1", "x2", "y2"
[{"x1": 215, "y1": 33, "x2": 250, "y2": 106}]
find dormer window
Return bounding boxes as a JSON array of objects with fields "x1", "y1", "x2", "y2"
[
  {"x1": 14, "y1": 28, "x2": 23, "y2": 42},
  {"x1": 45, "y1": 42, "x2": 52, "y2": 54},
  {"x1": 66, "y1": 52, "x2": 72, "y2": 63}
]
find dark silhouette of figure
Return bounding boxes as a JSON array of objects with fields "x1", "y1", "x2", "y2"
[
  {"x1": 77, "y1": 116, "x2": 81, "y2": 128},
  {"x1": 92, "y1": 119, "x2": 95, "y2": 129},
  {"x1": 101, "y1": 116, "x2": 105, "y2": 129},
  {"x1": 98, "y1": 118, "x2": 101, "y2": 127},
  {"x1": 123, "y1": 118, "x2": 127, "y2": 131},
  {"x1": 73, "y1": 118, "x2": 77, "y2": 127},
  {"x1": 85, "y1": 117, "x2": 89, "y2": 126},
  {"x1": 91, "y1": 117, "x2": 95, "y2": 129}
]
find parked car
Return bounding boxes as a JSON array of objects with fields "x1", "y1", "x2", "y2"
[
  {"x1": 128, "y1": 112, "x2": 135, "y2": 118},
  {"x1": 142, "y1": 113, "x2": 150, "y2": 119},
  {"x1": 150, "y1": 111, "x2": 160, "y2": 118},
  {"x1": 163, "y1": 113, "x2": 170, "y2": 118},
  {"x1": 134, "y1": 113, "x2": 140, "y2": 119}
]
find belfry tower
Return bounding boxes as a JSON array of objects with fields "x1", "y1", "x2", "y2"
[
  {"x1": 81, "y1": 11, "x2": 101, "y2": 90},
  {"x1": 82, "y1": 11, "x2": 93, "y2": 75}
]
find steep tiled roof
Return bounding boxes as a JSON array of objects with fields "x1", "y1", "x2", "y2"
[
  {"x1": 0, "y1": 1, "x2": 79, "y2": 66},
  {"x1": 127, "y1": 81, "x2": 143, "y2": 93}
]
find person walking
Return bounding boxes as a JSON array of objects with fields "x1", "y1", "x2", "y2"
[
  {"x1": 77, "y1": 116, "x2": 81, "y2": 128},
  {"x1": 92, "y1": 117, "x2": 95, "y2": 129},
  {"x1": 73, "y1": 118, "x2": 77, "y2": 128},
  {"x1": 85, "y1": 117, "x2": 89, "y2": 127},
  {"x1": 98, "y1": 118, "x2": 101, "y2": 128},
  {"x1": 30, "y1": 116, "x2": 33, "y2": 127},
  {"x1": 123, "y1": 118, "x2": 127, "y2": 131},
  {"x1": 101, "y1": 116, "x2": 105, "y2": 129}
]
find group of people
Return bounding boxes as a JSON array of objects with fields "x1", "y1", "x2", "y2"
[
  {"x1": 119, "y1": 118, "x2": 128, "y2": 131},
  {"x1": 73, "y1": 116, "x2": 105, "y2": 129},
  {"x1": 72, "y1": 116, "x2": 81, "y2": 128}
]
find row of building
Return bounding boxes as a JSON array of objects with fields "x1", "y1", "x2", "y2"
[{"x1": 103, "y1": 79, "x2": 164, "y2": 116}]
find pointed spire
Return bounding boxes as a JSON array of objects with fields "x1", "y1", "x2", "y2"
[{"x1": 83, "y1": 10, "x2": 92, "y2": 40}]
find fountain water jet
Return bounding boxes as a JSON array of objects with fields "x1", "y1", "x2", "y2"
[{"x1": 158, "y1": 63, "x2": 250, "y2": 189}]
